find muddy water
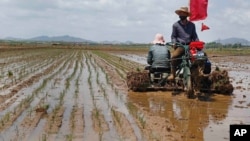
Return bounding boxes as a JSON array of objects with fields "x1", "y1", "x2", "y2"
[
  {"x1": 117, "y1": 54, "x2": 147, "y2": 65},
  {"x1": 128, "y1": 71, "x2": 250, "y2": 141},
  {"x1": 122, "y1": 54, "x2": 250, "y2": 141},
  {"x1": 1, "y1": 57, "x2": 74, "y2": 141}
]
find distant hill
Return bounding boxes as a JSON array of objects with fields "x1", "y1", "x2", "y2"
[
  {"x1": 101, "y1": 40, "x2": 134, "y2": 45},
  {"x1": 2, "y1": 35, "x2": 135, "y2": 44},
  {"x1": 214, "y1": 37, "x2": 250, "y2": 45},
  {"x1": 2, "y1": 35, "x2": 95, "y2": 43},
  {"x1": 4, "y1": 37, "x2": 23, "y2": 41},
  {"x1": 28, "y1": 35, "x2": 95, "y2": 43}
]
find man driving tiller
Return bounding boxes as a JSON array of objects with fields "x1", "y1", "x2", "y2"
[{"x1": 168, "y1": 6, "x2": 199, "y2": 80}]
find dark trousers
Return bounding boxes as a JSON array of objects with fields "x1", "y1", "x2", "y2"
[{"x1": 150, "y1": 67, "x2": 170, "y2": 73}]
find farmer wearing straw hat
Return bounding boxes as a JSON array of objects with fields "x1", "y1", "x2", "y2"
[
  {"x1": 168, "y1": 6, "x2": 199, "y2": 80},
  {"x1": 147, "y1": 33, "x2": 171, "y2": 85}
]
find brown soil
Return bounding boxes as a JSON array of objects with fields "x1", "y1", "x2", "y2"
[
  {"x1": 0, "y1": 48, "x2": 249, "y2": 141},
  {"x1": 111, "y1": 109, "x2": 138, "y2": 140},
  {"x1": 70, "y1": 106, "x2": 84, "y2": 137},
  {"x1": 44, "y1": 107, "x2": 65, "y2": 134}
]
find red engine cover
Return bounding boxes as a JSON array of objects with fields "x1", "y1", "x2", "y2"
[
  {"x1": 190, "y1": 48, "x2": 197, "y2": 61},
  {"x1": 189, "y1": 41, "x2": 204, "y2": 50},
  {"x1": 189, "y1": 41, "x2": 205, "y2": 62}
]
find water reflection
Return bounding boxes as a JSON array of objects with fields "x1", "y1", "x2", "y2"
[
  {"x1": 124, "y1": 54, "x2": 250, "y2": 140},
  {"x1": 149, "y1": 97, "x2": 166, "y2": 114},
  {"x1": 128, "y1": 92, "x2": 233, "y2": 141}
]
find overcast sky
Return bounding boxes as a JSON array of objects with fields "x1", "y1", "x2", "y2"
[{"x1": 0, "y1": 0, "x2": 249, "y2": 43}]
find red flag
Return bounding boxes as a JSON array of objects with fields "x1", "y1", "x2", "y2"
[
  {"x1": 189, "y1": 0, "x2": 208, "y2": 21},
  {"x1": 201, "y1": 23, "x2": 210, "y2": 31}
]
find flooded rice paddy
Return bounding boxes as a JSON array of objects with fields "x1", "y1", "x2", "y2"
[
  {"x1": 118, "y1": 53, "x2": 250, "y2": 141},
  {"x1": 0, "y1": 47, "x2": 249, "y2": 141}
]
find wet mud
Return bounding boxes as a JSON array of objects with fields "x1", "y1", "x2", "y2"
[
  {"x1": 120, "y1": 53, "x2": 250, "y2": 141},
  {"x1": 0, "y1": 48, "x2": 249, "y2": 141}
]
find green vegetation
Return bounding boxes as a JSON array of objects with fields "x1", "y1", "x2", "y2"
[
  {"x1": 205, "y1": 47, "x2": 250, "y2": 55},
  {"x1": 205, "y1": 42, "x2": 250, "y2": 55},
  {"x1": 1, "y1": 40, "x2": 250, "y2": 55}
]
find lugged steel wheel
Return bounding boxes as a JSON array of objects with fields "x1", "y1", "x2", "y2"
[{"x1": 183, "y1": 66, "x2": 194, "y2": 98}]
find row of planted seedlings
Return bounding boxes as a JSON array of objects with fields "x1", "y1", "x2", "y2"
[
  {"x1": 0, "y1": 49, "x2": 34, "y2": 67},
  {"x1": 91, "y1": 50, "x2": 144, "y2": 79},
  {"x1": 53, "y1": 50, "x2": 85, "y2": 141},
  {"x1": 28, "y1": 50, "x2": 79, "y2": 140},
  {"x1": 0, "y1": 49, "x2": 44, "y2": 79},
  {"x1": 0, "y1": 48, "x2": 67, "y2": 91},
  {"x1": 94, "y1": 51, "x2": 147, "y2": 124},
  {"x1": 13, "y1": 49, "x2": 66, "y2": 81},
  {"x1": 0, "y1": 48, "x2": 145, "y2": 140},
  {"x1": 91, "y1": 50, "x2": 162, "y2": 140},
  {"x1": 91, "y1": 51, "x2": 128, "y2": 79},
  {"x1": 31, "y1": 50, "x2": 79, "y2": 140},
  {"x1": 3, "y1": 57, "x2": 57, "y2": 90},
  {"x1": 0, "y1": 49, "x2": 77, "y2": 141},
  {"x1": 41, "y1": 49, "x2": 143, "y2": 140},
  {"x1": 0, "y1": 49, "x2": 69, "y2": 111},
  {"x1": 0, "y1": 48, "x2": 72, "y2": 130},
  {"x1": 105, "y1": 52, "x2": 175, "y2": 140},
  {"x1": 68, "y1": 51, "x2": 85, "y2": 140},
  {"x1": 41, "y1": 50, "x2": 100, "y2": 141},
  {"x1": 87, "y1": 51, "x2": 145, "y2": 141},
  {"x1": 85, "y1": 52, "x2": 105, "y2": 140},
  {"x1": 89, "y1": 51, "x2": 120, "y2": 140},
  {"x1": 0, "y1": 49, "x2": 38, "y2": 88},
  {"x1": 18, "y1": 58, "x2": 73, "y2": 140},
  {"x1": 83, "y1": 51, "x2": 119, "y2": 141},
  {"x1": 73, "y1": 51, "x2": 99, "y2": 141},
  {"x1": 33, "y1": 50, "x2": 87, "y2": 141}
]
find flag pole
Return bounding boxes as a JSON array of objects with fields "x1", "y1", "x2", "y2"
[{"x1": 188, "y1": 0, "x2": 191, "y2": 20}]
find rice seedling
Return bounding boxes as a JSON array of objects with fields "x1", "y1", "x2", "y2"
[
  {"x1": 111, "y1": 107, "x2": 121, "y2": 126},
  {"x1": 8, "y1": 70, "x2": 13, "y2": 78},
  {"x1": 3, "y1": 111, "x2": 11, "y2": 122},
  {"x1": 96, "y1": 71, "x2": 100, "y2": 84},
  {"x1": 70, "y1": 106, "x2": 76, "y2": 130},
  {"x1": 136, "y1": 67, "x2": 141, "y2": 72},
  {"x1": 137, "y1": 113, "x2": 146, "y2": 129},
  {"x1": 65, "y1": 134, "x2": 73, "y2": 141},
  {"x1": 59, "y1": 90, "x2": 66, "y2": 105},
  {"x1": 114, "y1": 88, "x2": 119, "y2": 96},
  {"x1": 127, "y1": 102, "x2": 146, "y2": 128},
  {"x1": 28, "y1": 107, "x2": 33, "y2": 118},
  {"x1": 99, "y1": 131, "x2": 103, "y2": 141},
  {"x1": 42, "y1": 104, "x2": 49, "y2": 111},
  {"x1": 40, "y1": 134, "x2": 47, "y2": 141}
]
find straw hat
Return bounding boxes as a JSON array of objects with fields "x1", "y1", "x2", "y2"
[
  {"x1": 152, "y1": 33, "x2": 165, "y2": 44},
  {"x1": 175, "y1": 6, "x2": 190, "y2": 16}
]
